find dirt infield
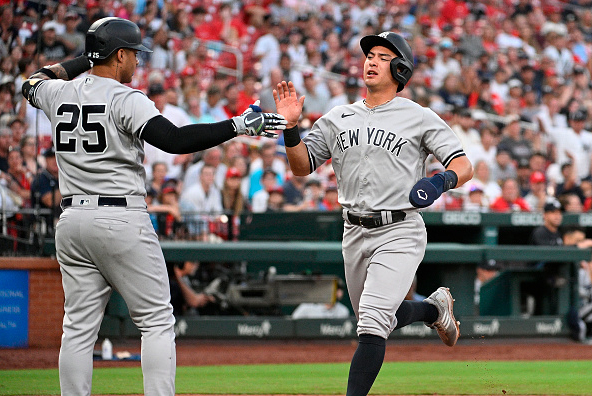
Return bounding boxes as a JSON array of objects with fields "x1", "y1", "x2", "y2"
[{"x1": 2, "y1": 337, "x2": 592, "y2": 370}]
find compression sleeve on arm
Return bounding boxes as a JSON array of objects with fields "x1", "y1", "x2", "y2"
[{"x1": 140, "y1": 115, "x2": 237, "y2": 154}]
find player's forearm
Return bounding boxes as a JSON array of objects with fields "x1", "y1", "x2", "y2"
[
  {"x1": 286, "y1": 142, "x2": 312, "y2": 176},
  {"x1": 141, "y1": 115, "x2": 237, "y2": 154},
  {"x1": 446, "y1": 156, "x2": 473, "y2": 188},
  {"x1": 29, "y1": 55, "x2": 91, "y2": 81}
]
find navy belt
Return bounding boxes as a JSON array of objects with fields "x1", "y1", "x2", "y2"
[
  {"x1": 61, "y1": 197, "x2": 128, "y2": 208},
  {"x1": 347, "y1": 210, "x2": 406, "y2": 228}
]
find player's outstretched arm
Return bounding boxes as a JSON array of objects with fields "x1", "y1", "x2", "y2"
[
  {"x1": 141, "y1": 110, "x2": 285, "y2": 155},
  {"x1": 409, "y1": 156, "x2": 473, "y2": 209},
  {"x1": 273, "y1": 81, "x2": 311, "y2": 176}
]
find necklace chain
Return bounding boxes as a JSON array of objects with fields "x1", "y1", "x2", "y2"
[{"x1": 363, "y1": 98, "x2": 392, "y2": 109}]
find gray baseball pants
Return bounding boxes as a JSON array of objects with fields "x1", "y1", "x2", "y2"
[
  {"x1": 342, "y1": 212, "x2": 427, "y2": 339},
  {"x1": 56, "y1": 195, "x2": 176, "y2": 396}
]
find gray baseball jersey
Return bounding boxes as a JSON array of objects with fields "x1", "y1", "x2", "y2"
[
  {"x1": 303, "y1": 97, "x2": 464, "y2": 212},
  {"x1": 30, "y1": 75, "x2": 160, "y2": 197},
  {"x1": 29, "y1": 75, "x2": 175, "y2": 396},
  {"x1": 303, "y1": 97, "x2": 464, "y2": 338}
]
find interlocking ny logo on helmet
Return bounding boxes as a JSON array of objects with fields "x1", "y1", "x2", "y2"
[
  {"x1": 360, "y1": 31, "x2": 414, "y2": 92},
  {"x1": 85, "y1": 17, "x2": 152, "y2": 60}
]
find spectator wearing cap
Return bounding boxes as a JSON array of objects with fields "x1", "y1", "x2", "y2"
[
  {"x1": 60, "y1": 12, "x2": 85, "y2": 56},
  {"x1": 497, "y1": 114, "x2": 533, "y2": 164},
  {"x1": 251, "y1": 168, "x2": 280, "y2": 213},
  {"x1": 222, "y1": 166, "x2": 248, "y2": 219},
  {"x1": 530, "y1": 200, "x2": 564, "y2": 245},
  {"x1": 144, "y1": 83, "x2": 192, "y2": 180},
  {"x1": 548, "y1": 108, "x2": 592, "y2": 181},
  {"x1": 516, "y1": 158, "x2": 533, "y2": 196},
  {"x1": 474, "y1": 258, "x2": 501, "y2": 310},
  {"x1": 38, "y1": 20, "x2": 69, "y2": 61},
  {"x1": 266, "y1": 185, "x2": 285, "y2": 212},
  {"x1": 463, "y1": 184, "x2": 488, "y2": 212},
  {"x1": 524, "y1": 171, "x2": 549, "y2": 212},
  {"x1": 30, "y1": 147, "x2": 61, "y2": 229},
  {"x1": 431, "y1": 38, "x2": 461, "y2": 90},
  {"x1": 490, "y1": 178, "x2": 531, "y2": 212}
]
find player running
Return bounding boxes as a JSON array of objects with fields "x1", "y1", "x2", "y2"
[{"x1": 274, "y1": 31, "x2": 473, "y2": 396}]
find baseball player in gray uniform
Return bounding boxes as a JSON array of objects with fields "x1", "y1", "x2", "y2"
[
  {"x1": 22, "y1": 17, "x2": 285, "y2": 396},
  {"x1": 274, "y1": 32, "x2": 473, "y2": 396}
]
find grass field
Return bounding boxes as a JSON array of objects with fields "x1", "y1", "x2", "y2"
[{"x1": 2, "y1": 360, "x2": 592, "y2": 395}]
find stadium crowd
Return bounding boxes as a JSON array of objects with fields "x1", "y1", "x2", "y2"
[{"x1": 0, "y1": 0, "x2": 592, "y2": 241}]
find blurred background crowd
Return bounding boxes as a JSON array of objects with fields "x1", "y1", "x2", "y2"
[{"x1": 1, "y1": 0, "x2": 592, "y2": 242}]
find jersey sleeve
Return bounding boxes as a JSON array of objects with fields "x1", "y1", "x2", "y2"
[
  {"x1": 420, "y1": 106, "x2": 465, "y2": 167},
  {"x1": 27, "y1": 79, "x2": 67, "y2": 114},
  {"x1": 112, "y1": 89, "x2": 161, "y2": 136},
  {"x1": 302, "y1": 114, "x2": 333, "y2": 172}
]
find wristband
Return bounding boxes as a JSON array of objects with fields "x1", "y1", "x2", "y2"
[
  {"x1": 38, "y1": 67, "x2": 58, "y2": 80},
  {"x1": 441, "y1": 170, "x2": 458, "y2": 192},
  {"x1": 61, "y1": 55, "x2": 92, "y2": 80},
  {"x1": 283, "y1": 125, "x2": 301, "y2": 147}
]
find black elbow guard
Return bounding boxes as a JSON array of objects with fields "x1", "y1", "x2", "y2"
[{"x1": 22, "y1": 79, "x2": 44, "y2": 108}]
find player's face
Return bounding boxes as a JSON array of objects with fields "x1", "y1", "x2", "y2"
[
  {"x1": 363, "y1": 46, "x2": 397, "y2": 90},
  {"x1": 120, "y1": 48, "x2": 139, "y2": 83}
]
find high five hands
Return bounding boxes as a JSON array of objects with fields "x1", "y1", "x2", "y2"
[{"x1": 273, "y1": 81, "x2": 305, "y2": 129}]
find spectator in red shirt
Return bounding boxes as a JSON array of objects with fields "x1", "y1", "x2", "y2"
[
  {"x1": 222, "y1": 82, "x2": 242, "y2": 119},
  {"x1": 490, "y1": 178, "x2": 531, "y2": 212},
  {"x1": 236, "y1": 73, "x2": 259, "y2": 114}
]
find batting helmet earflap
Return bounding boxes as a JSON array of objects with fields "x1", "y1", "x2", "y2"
[
  {"x1": 360, "y1": 32, "x2": 414, "y2": 92},
  {"x1": 85, "y1": 17, "x2": 152, "y2": 60}
]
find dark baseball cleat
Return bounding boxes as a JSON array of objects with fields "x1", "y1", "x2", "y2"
[{"x1": 424, "y1": 287, "x2": 460, "y2": 347}]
